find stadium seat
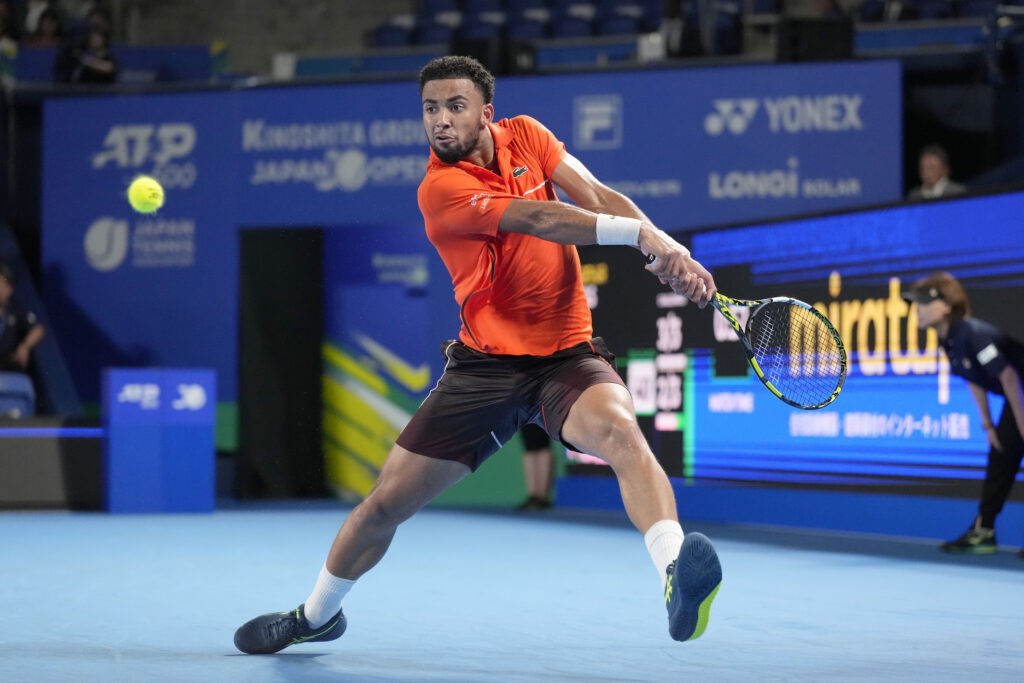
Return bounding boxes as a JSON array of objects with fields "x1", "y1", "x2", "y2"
[
  {"x1": 374, "y1": 24, "x2": 413, "y2": 47},
  {"x1": 858, "y1": 0, "x2": 886, "y2": 21},
  {"x1": 462, "y1": 0, "x2": 504, "y2": 11},
  {"x1": 506, "y1": 18, "x2": 548, "y2": 40},
  {"x1": 0, "y1": 372, "x2": 35, "y2": 418},
  {"x1": 913, "y1": 0, "x2": 955, "y2": 19},
  {"x1": 712, "y1": 4, "x2": 743, "y2": 55},
  {"x1": 416, "y1": 21, "x2": 455, "y2": 45},
  {"x1": 596, "y1": 14, "x2": 640, "y2": 35},
  {"x1": 421, "y1": 0, "x2": 459, "y2": 13},
  {"x1": 958, "y1": 0, "x2": 996, "y2": 17},
  {"x1": 550, "y1": 16, "x2": 594, "y2": 37}
]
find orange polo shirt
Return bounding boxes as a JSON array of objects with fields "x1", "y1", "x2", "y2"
[{"x1": 418, "y1": 115, "x2": 593, "y2": 356}]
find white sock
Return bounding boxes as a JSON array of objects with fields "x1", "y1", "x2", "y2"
[
  {"x1": 303, "y1": 564, "x2": 355, "y2": 628},
  {"x1": 644, "y1": 519, "x2": 684, "y2": 589}
]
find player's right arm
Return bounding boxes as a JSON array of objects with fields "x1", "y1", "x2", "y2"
[
  {"x1": 498, "y1": 154, "x2": 715, "y2": 306},
  {"x1": 967, "y1": 381, "x2": 1002, "y2": 452}
]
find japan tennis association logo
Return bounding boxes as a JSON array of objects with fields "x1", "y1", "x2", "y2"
[{"x1": 84, "y1": 217, "x2": 130, "y2": 271}]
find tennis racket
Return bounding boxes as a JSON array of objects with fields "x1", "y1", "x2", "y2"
[{"x1": 711, "y1": 292, "x2": 847, "y2": 410}]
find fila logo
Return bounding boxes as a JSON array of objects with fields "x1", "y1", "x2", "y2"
[{"x1": 512, "y1": 166, "x2": 528, "y2": 178}]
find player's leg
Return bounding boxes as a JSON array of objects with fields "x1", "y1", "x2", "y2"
[
  {"x1": 558, "y1": 377, "x2": 721, "y2": 642},
  {"x1": 233, "y1": 445, "x2": 469, "y2": 654},
  {"x1": 323, "y1": 444, "x2": 470, "y2": 579}
]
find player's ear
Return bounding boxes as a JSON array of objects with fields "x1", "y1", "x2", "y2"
[{"x1": 482, "y1": 103, "x2": 494, "y2": 125}]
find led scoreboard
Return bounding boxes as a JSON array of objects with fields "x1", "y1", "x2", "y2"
[{"x1": 575, "y1": 191, "x2": 1024, "y2": 500}]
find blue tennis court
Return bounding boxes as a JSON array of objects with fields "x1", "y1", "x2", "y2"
[{"x1": 2, "y1": 503, "x2": 1021, "y2": 682}]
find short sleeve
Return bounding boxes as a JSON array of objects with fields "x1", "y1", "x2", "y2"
[
  {"x1": 968, "y1": 328, "x2": 1008, "y2": 380},
  {"x1": 512, "y1": 115, "x2": 567, "y2": 178},
  {"x1": 418, "y1": 170, "x2": 521, "y2": 239}
]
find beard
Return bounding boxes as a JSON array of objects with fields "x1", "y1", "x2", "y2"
[{"x1": 430, "y1": 129, "x2": 479, "y2": 164}]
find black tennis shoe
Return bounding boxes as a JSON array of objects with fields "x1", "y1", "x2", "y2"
[
  {"x1": 940, "y1": 527, "x2": 997, "y2": 554},
  {"x1": 234, "y1": 604, "x2": 346, "y2": 654},
  {"x1": 665, "y1": 532, "x2": 722, "y2": 642}
]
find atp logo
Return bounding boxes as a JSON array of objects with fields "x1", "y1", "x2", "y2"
[{"x1": 704, "y1": 99, "x2": 759, "y2": 136}]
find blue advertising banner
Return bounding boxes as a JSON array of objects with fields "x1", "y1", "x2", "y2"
[
  {"x1": 42, "y1": 92, "x2": 238, "y2": 401},
  {"x1": 41, "y1": 61, "x2": 901, "y2": 408}
]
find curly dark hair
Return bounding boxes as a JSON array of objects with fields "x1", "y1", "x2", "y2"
[{"x1": 418, "y1": 55, "x2": 495, "y2": 104}]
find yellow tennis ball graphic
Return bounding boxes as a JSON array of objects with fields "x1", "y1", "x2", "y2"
[{"x1": 127, "y1": 176, "x2": 165, "y2": 214}]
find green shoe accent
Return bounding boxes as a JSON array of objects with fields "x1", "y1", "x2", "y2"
[{"x1": 688, "y1": 582, "x2": 721, "y2": 641}]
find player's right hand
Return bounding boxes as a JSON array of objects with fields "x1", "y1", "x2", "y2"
[{"x1": 640, "y1": 226, "x2": 716, "y2": 308}]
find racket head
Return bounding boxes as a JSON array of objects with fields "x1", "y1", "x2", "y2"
[{"x1": 741, "y1": 297, "x2": 847, "y2": 409}]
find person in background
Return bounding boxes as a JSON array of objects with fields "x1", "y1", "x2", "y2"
[
  {"x1": 516, "y1": 424, "x2": 556, "y2": 510},
  {"x1": 907, "y1": 144, "x2": 966, "y2": 200},
  {"x1": 55, "y1": 23, "x2": 116, "y2": 83},
  {"x1": 23, "y1": 6, "x2": 61, "y2": 47},
  {"x1": 903, "y1": 272, "x2": 1024, "y2": 558},
  {"x1": 0, "y1": 262, "x2": 45, "y2": 414}
]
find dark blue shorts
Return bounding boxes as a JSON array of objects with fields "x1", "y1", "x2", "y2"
[{"x1": 396, "y1": 337, "x2": 625, "y2": 471}]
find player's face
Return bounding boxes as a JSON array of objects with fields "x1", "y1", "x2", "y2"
[
  {"x1": 422, "y1": 78, "x2": 492, "y2": 164},
  {"x1": 915, "y1": 297, "x2": 951, "y2": 329}
]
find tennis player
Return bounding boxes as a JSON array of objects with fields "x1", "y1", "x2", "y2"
[
  {"x1": 234, "y1": 55, "x2": 722, "y2": 654},
  {"x1": 904, "y1": 272, "x2": 1024, "y2": 555}
]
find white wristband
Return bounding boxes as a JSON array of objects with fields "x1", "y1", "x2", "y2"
[{"x1": 595, "y1": 214, "x2": 641, "y2": 246}]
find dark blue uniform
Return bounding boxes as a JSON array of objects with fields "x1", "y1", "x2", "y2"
[
  {"x1": 942, "y1": 318, "x2": 1024, "y2": 527},
  {"x1": 0, "y1": 301, "x2": 40, "y2": 372}
]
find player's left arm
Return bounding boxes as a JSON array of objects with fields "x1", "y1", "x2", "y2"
[
  {"x1": 997, "y1": 365, "x2": 1024, "y2": 440},
  {"x1": 550, "y1": 154, "x2": 652, "y2": 224},
  {"x1": 12, "y1": 320, "x2": 44, "y2": 369}
]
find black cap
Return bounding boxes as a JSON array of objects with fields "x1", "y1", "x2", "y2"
[{"x1": 901, "y1": 286, "x2": 943, "y2": 304}]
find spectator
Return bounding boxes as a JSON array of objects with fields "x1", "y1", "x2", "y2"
[
  {"x1": 55, "y1": 24, "x2": 116, "y2": 83},
  {"x1": 0, "y1": 262, "x2": 45, "y2": 416},
  {"x1": 907, "y1": 144, "x2": 967, "y2": 200},
  {"x1": 23, "y1": 6, "x2": 61, "y2": 47},
  {"x1": 19, "y1": 0, "x2": 52, "y2": 36},
  {"x1": 0, "y1": 0, "x2": 19, "y2": 52}
]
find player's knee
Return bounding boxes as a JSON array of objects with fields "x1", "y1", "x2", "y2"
[
  {"x1": 590, "y1": 408, "x2": 643, "y2": 458},
  {"x1": 355, "y1": 491, "x2": 414, "y2": 530}
]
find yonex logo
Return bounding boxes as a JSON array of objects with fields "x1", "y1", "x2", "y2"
[
  {"x1": 704, "y1": 99, "x2": 759, "y2": 136},
  {"x1": 705, "y1": 95, "x2": 864, "y2": 136}
]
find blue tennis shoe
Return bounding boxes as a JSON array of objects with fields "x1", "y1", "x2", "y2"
[
  {"x1": 665, "y1": 532, "x2": 722, "y2": 641},
  {"x1": 234, "y1": 604, "x2": 346, "y2": 654}
]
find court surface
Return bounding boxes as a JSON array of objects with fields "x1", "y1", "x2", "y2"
[{"x1": 2, "y1": 502, "x2": 1022, "y2": 682}]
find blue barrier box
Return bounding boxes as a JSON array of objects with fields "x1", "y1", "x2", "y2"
[{"x1": 103, "y1": 368, "x2": 216, "y2": 513}]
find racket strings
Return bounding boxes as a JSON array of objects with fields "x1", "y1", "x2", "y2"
[{"x1": 747, "y1": 302, "x2": 844, "y2": 407}]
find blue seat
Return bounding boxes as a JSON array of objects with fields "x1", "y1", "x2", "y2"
[
  {"x1": 912, "y1": 0, "x2": 954, "y2": 19},
  {"x1": 712, "y1": 8, "x2": 742, "y2": 55},
  {"x1": 751, "y1": 0, "x2": 781, "y2": 12},
  {"x1": 858, "y1": 0, "x2": 885, "y2": 21},
  {"x1": 374, "y1": 24, "x2": 413, "y2": 47},
  {"x1": 416, "y1": 21, "x2": 454, "y2": 45},
  {"x1": 550, "y1": 16, "x2": 593, "y2": 37},
  {"x1": 0, "y1": 372, "x2": 35, "y2": 418},
  {"x1": 596, "y1": 14, "x2": 640, "y2": 34},
  {"x1": 459, "y1": 19, "x2": 501, "y2": 41},
  {"x1": 461, "y1": 0, "x2": 504, "y2": 11},
  {"x1": 421, "y1": 0, "x2": 459, "y2": 12},
  {"x1": 958, "y1": 0, "x2": 995, "y2": 16},
  {"x1": 506, "y1": 18, "x2": 548, "y2": 40}
]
